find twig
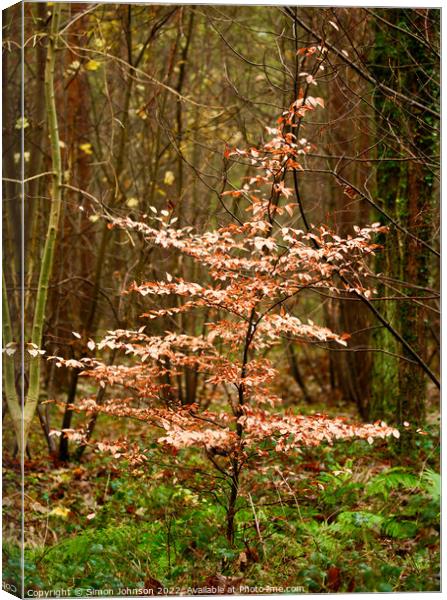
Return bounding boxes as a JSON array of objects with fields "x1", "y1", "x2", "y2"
[{"x1": 248, "y1": 492, "x2": 266, "y2": 558}]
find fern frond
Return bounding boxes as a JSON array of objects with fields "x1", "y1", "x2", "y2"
[
  {"x1": 366, "y1": 468, "x2": 420, "y2": 499},
  {"x1": 422, "y1": 469, "x2": 440, "y2": 503},
  {"x1": 381, "y1": 518, "x2": 418, "y2": 539}
]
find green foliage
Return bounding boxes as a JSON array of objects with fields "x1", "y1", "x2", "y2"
[
  {"x1": 381, "y1": 518, "x2": 418, "y2": 539},
  {"x1": 32, "y1": 526, "x2": 147, "y2": 591},
  {"x1": 366, "y1": 467, "x2": 420, "y2": 499},
  {"x1": 331, "y1": 510, "x2": 383, "y2": 535},
  {"x1": 3, "y1": 543, "x2": 46, "y2": 593},
  {"x1": 16, "y1": 420, "x2": 439, "y2": 594},
  {"x1": 317, "y1": 463, "x2": 363, "y2": 509},
  {"x1": 422, "y1": 469, "x2": 441, "y2": 503}
]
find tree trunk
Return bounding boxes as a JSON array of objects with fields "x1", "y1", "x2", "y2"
[
  {"x1": 369, "y1": 9, "x2": 439, "y2": 446},
  {"x1": 23, "y1": 3, "x2": 63, "y2": 448},
  {"x1": 226, "y1": 465, "x2": 239, "y2": 545}
]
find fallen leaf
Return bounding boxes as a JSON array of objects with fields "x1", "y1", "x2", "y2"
[
  {"x1": 49, "y1": 506, "x2": 70, "y2": 519},
  {"x1": 327, "y1": 566, "x2": 341, "y2": 592}
]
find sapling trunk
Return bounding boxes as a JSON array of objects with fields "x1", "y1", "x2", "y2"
[
  {"x1": 225, "y1": 309, "x2": 256, "y2": 545},
  {"x1": 23, "y1": 3, "x2": 62, "y2": 447},
  {"x1": 226, "y1": 463, "x2": 239, "y2": 545},
  {"x1": 2, "y1": 271, "x2": 22, "y2": 449}
]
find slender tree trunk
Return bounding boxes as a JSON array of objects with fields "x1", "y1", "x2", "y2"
[
  {"x1": 23, "y1": 4, "x2": 63, "y2": 447},
  {"x1": 287, "y1": 342, "x2": 311, "y2": 403},
  {"x1": 2, "y1": 3, "x2": 23, "y2": 462},
  {"x1": 226, "y1": 463, "x2": 239, "y2": 545},
  {"x1": 2, "y1": 272, "x2": 22, "y2": 445},
  {"x1": 225, "y1": 309, "x2": 255, "y2": 544}
]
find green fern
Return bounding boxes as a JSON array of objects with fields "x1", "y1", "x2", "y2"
[
  {"x1": 301, "y1": 521, "x2": 342, "y2": 557},
  {"x1": 38, "y1": 524, "x2": 170, "y2": 588},
  {"x1": 330, "y1": 510, "x2": 383, "y2": 536},
  {"x1": 366, "y1": 468, "x2": 420, "y2": 500},
  {"x1": 422, "y1": 469, "x2": 440, "y2": 503},
  {"x1": 367, "y1": 467, "x2": 440, "y2": 505},
  {"x1": 381, "y1": 518, "x2": 419, "y2": 539}
]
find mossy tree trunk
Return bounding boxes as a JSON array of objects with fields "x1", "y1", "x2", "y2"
[{"x1": 369, "y1": 9, "x2": 439, "y2": 447}]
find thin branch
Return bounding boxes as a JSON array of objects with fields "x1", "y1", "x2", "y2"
[{"x1": 284, "y1": 9, "x2": 440, "y2": 119}]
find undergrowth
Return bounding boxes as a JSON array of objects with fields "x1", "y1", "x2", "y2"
[{"x1": 3, "y1": 428, "x2": 440, "y2": 595}]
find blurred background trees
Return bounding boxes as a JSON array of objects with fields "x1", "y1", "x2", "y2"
[{"x1": 2, "y1": 4, "x2": 440, "y2": 460}]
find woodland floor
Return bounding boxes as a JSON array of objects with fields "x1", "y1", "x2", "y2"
[{"x1": 3, "y1": 391, "x2": 440, "y2": 596}]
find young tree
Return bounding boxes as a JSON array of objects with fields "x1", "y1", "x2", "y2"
[
  {"x1": 51, "y1": 96, "x2": 399, "y2": 544},
  {"x1": 3, "y1": 2, "x2": 64, "y2": 453}
]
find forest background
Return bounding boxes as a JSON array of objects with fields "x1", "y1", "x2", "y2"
[{"x1": 2, "y1": 1, "x2": 441, "y2": 595}]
